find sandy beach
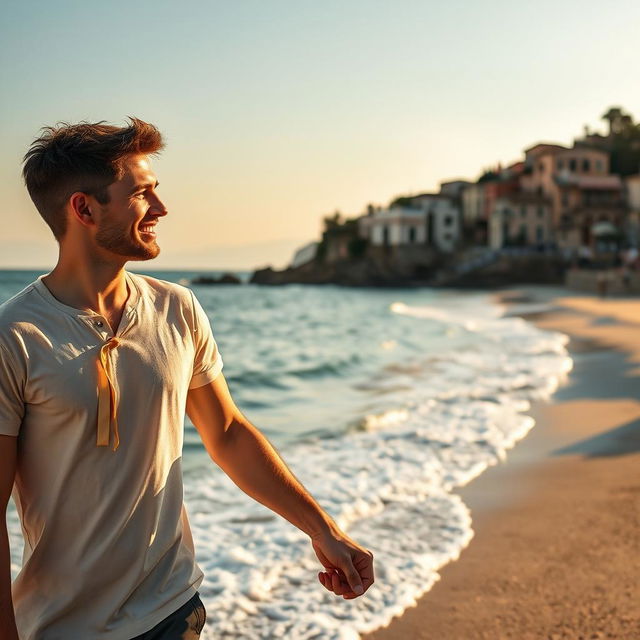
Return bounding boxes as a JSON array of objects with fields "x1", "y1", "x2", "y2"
[{"x1": 364, "y1": 289, "x2": 640, "y2": 640}]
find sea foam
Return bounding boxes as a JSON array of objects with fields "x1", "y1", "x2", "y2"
[{"x1": 183, "y1": 297, "x2": 572, "y2": 639}]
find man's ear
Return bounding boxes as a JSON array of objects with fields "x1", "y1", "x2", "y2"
[{"x1": 68, "y1": 192, "x2": 94, "y2": 227}]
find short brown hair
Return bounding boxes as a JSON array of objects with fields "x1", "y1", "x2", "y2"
[{"x1": 22, "y1": 117, "x2": 164, "y2": 240}]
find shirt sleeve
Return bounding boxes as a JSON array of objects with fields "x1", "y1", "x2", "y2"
[
  {"x1": 188, "y1": 289, "x2": 224, "y2": 389},
  {"x1": 0, "y1": 343, "x2": 25, "y2": 436}
]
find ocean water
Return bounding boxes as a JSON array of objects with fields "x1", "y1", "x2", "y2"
[{"x1": 1, "y1": 269, "x2": 572, "y2": 639}]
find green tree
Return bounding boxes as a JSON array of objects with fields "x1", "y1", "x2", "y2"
[
  {"x1": 322, "y1": 210, "x2": 343, "y2": 230},
  {"x1": 601, "y1": 107, "x2": 640, "y2": 176}
]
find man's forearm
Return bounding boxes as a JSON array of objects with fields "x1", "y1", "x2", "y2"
[
  {"x1": 208, "y1": 419, "x2": 337, "y2": 539},
  {"x1": 0, "y1": 523, "x2": 18, "y2": 640}
]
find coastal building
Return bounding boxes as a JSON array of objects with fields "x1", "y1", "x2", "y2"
[
  {"x1": 358, "y1": 194, "x2": 461, "y2": 253},
  {"x1": 358, "y1": 206, "x2": 427, "y2": 247},
  {"x1": 521, "y1": 143, "x2": 625, "y2": 248},
  {"x1": 461, "y1": 182, "x2": 487, "y2": 243},
  {"x1": 489, "y1": 193, "x2": 552, "y2": 249},
  {"x1": 483, "y1": 162, "x2": 524, "y2": 220},
  {"x1": 555, "y1": 173, "x2": 625, "y2": 248},
  {"x1": 522, "y1": 143, "x2": 567, "y2": 172},
  {"x1": 439, "y1": 179, "x2": 472, "y2": 198},
  {"x1": 319, "y1": 214, "x2": 363, "y2": 263},
  {"x1": 401, "y1": 193, "x2": 461, "y2": 252},
  {"x1": 462, "y1": 164, "x2": 524, "y2": 247},
  {"x1": 462, "y1": 183, "x2": 485, "y2": 225},
  {"x1": 626, "y1": 175, "x2": 640, "y2": 211},
  {"x1": 625, "y1": 175, "x2": 640, "y2": 246}
]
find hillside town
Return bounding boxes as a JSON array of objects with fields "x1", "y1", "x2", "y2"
[{"x1": 250, "y1": 107, "x2": 640, "y2": 290}]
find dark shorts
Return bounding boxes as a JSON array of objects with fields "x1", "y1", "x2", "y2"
[{"x1": 131, "y1": 592, "x2": 207, "y2": 640}]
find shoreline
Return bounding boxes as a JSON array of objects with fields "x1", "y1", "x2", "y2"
[{"x1": 363, "y1": 287, "x2": 640, "y2": 640}]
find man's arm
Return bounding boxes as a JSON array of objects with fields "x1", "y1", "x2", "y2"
[
  {"x1": 0, "y1": 435, "x2": 18, "y2": 640},
  {"x1": 186, "y1": 373, "x2": 374, "y2": 599}
]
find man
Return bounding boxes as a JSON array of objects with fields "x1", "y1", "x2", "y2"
[{"x1": 0, "y1": 118, "x2": 374, "y2": 639}]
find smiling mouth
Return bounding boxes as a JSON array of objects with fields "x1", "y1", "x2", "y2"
[{"x1": 139, "y1": 225, "x2": 157, "y2": 238}]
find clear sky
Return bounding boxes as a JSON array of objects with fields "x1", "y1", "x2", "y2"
[{"x1": 1, "y1": 0, "x2": 639, "y2": 270}]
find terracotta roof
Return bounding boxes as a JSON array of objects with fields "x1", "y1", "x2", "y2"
[{"x1": 524, "y1": 143, "x2": 568, "y2": 155}]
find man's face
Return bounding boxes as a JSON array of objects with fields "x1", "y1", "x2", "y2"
[{"x1": 93, "y1": 154, "x2": 168, "y2": 261}]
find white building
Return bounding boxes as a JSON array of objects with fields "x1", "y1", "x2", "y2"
[
  {"x1": 358, "y1": 207, "x2": 427, "y2": 246},
  {"x1": 404, "y1": 194, "x2": 461, "y2": 252},
  {"x1": 358, "y1": 196, "x2": 461, "y2": 253},
  {"x1": 440, "y1": 179, "x2": 473, "y2": 198}
]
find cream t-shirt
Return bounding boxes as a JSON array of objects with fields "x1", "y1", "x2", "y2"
[{"x1": 0, "y1": 270, "x2": 224, "y2": 639}]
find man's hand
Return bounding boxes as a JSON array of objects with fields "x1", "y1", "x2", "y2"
[{"x1": 312, "y1": 528, "x2": 374, "y2": 599}]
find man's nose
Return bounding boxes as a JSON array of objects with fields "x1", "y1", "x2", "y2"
[{"x1": 150, "y1": 196, "x2": 168, "y2": 217}]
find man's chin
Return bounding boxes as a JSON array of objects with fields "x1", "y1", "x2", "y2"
[
  {"x1": 125, "y1": 237, "x2": 161, "y2": 260},
  {"x1": 95, "y1": 235, "x2": 161, "y2": 262},
  {"x1": 127, "y1": 246, "x2": 161, "y2": 262}
]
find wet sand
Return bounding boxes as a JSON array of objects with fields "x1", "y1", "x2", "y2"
[{"x1": 364, "y1": 290, "x2": 640, "y2": 640}]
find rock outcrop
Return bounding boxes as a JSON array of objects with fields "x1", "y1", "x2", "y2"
[
  {"x1": 250, "y1": 246, "x2": 446, "y2": 287},
  {"x1": 191, "y1": 272, "x2": 242, "y2": 285}
]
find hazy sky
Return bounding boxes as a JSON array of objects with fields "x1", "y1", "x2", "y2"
[{"x1": 1, "y1": 0, "x2": 639, "y2": 270}]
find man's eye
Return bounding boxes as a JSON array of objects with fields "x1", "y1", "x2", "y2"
[{"x1": 135, "y1": 192, "x2": 146, "y2": 199}]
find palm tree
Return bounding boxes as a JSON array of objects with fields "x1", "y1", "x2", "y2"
[{"x1": 602, "y1": 107, "x2": 626, "y2": 136}]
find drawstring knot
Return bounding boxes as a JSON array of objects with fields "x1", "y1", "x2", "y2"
[{"x1": 97, "y1": 337, "x2": 121, "y2": 450}]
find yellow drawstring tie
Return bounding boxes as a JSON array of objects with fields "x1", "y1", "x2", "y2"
[{"x1": 97, "y1": 337, "x2": 120, "y2": 450}]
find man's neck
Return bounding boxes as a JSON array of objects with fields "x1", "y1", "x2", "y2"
[{"x1": 42, "y1": 263, "x2": 130, "y2": 317}]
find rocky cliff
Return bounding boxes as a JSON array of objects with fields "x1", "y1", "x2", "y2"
[{"x1": 249, "y1": 249, "x2": 567, "y2": 288}]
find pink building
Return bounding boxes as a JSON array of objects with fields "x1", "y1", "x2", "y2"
[
  {"x1": 489, "y1": 192, "x2": 552, "y2": 249},
  {"x1": 521, "y1": 144, "x2": 625, "y2": 248}
]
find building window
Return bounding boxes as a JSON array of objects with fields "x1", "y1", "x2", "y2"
[
  {"x1": 569, "y1": 159, "x2": 577, "y2": 172},
  {"x1": 536, "y1": 226, "x2": 544, "y2": 242},
  {"x1": 520, "y1": 205, "x2": 527, "y2": 218},
  {"x1": 557, "y1": 160, "x2": 564, "y2": 170},
  {"x1": 520, "y1": 224, "x2": 527, "y2": 240},
  {"x1": 443, "y1": 215, "x2": 453, "y2": 226},
  {"x1": 408, "y1": 226, "x2": 416, "y2": 243},
  {"x1": 538, "y1": 162, "x2": 544, "y2": 173},
  {"x1": 537, "y1": 206, "x2": 545, "y2": 218},
  {"x1": 582, "y1": 158, "x2": 590, "y2": 172},
  {"x1": 595, "y1": 159, "x2": 603, "y2": 172},
  {"x1": 561, "y1": 192, "x2": 569, "y2": 207}
]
